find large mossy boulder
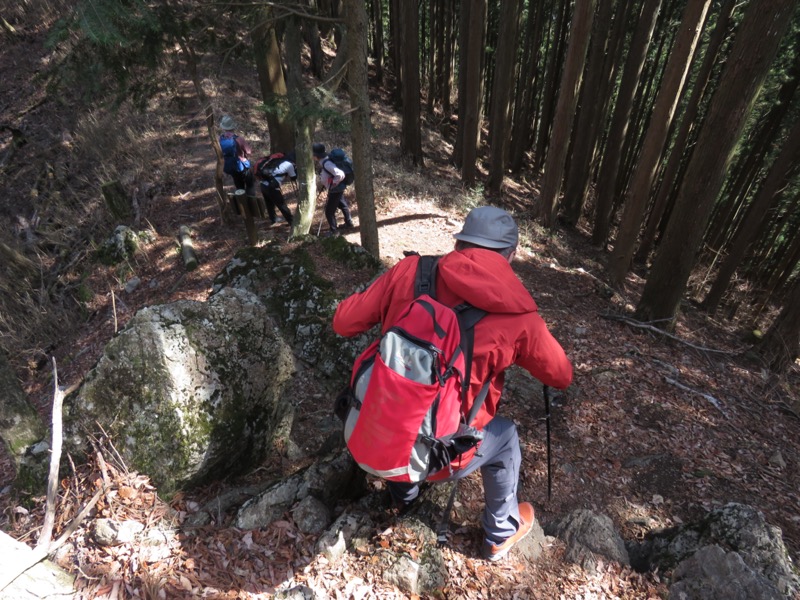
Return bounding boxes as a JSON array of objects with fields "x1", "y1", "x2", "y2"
[
  {"x1": 67, "y1": 286, "x2": 295, "y2": 494},
  {"x1": 211, "y1": 239, "x2": 383, "y2": 381}
]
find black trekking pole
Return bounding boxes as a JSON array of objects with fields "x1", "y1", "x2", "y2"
[{"x1": 543, "y1": 384, "x2": 552, "y2": 501}]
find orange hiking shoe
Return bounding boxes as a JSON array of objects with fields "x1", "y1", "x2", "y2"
[{"x1": 482, "y1": 502, "x2": 535, "y2": 562}]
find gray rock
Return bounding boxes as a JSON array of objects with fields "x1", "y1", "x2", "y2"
[
  {"x1": 669, "y1": 545, "x2": 782, "y2": 600},
  {"x1": 274, "y1": 585, "x2": 320, "y2": 599},
  {"x1": 634, "y1": 503, "x2": 799, "y2": 597},
  {"x1": 0, "y1": 530, "x2": 76, "y2": 598},
  {"x1": 235, "y1": 451, "x2": 362, "y2": 530},
  {"x1": 315, "y1": 509, "x2": 374, "y2": 564},
  {"x1": 549, "y1": 509, "x2": 630, "y2": 573},
  {"x1": 93, "y1": 518, "x2": 144, "y2": 546},
  {"x1": 292, "y1": 496, "x2": 331, "y2": 535},
  {"x1": 68, "y1": 286, "x2": 296, "y2": 494}
]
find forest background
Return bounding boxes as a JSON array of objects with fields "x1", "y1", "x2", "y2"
[{"x1": 1, "y1": 0, "x2": 800, "y2": 597}]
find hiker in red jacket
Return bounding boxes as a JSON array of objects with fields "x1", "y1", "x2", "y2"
[{"x1": 333, "y1": 206, "x2": 573, "y2": 561}]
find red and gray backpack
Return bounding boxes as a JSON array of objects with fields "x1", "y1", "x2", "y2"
[{"x1": 336, "y1": 255, "x2": 490, "y2": 483}]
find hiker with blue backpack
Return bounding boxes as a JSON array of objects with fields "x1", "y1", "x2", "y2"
[
  {"x1": 333, "y1": 206, "x2": 573, "y2": 562},
  {"x1": 313, "y1": 143, "x2": 355, "y2": 237},
  {"x1": 218, "y1": 115, "x2": 255, "y2": 196}
]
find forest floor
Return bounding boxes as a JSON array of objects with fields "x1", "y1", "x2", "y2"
[{"x1": 2, "y1": 20, "x2": 800, "y2": 600}]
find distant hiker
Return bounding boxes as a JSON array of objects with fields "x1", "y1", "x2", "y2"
[
  {"x1": 333, "y1": 206, "x2": 573, "y2": 562},
  {"x1": 256, "y1": 151, "x2": 295, "y2": 227},
  {"x1": 313, "y1": 143, "x2": 354, "y2": 237},
  {"x1": 218, "y1": 115, "x2": 255, "y2": 196}
]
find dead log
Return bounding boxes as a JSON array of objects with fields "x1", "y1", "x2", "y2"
[{"x1": 177, "y1": 225, "x2": 199, "y2": 271}]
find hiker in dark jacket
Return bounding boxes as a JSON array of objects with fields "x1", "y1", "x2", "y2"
[
  {"x1": 333, "y1": 206, "x2": 573, "y2": 561},
  {"x1": 218, "y1": 115, "x2": 255, "y2": 196},
  {"x1": 259, "y1": 151, "x2": 295, "y2": 226},
  {"x1": 313, "y1": 143, "x2": 354, "y2": 237}
]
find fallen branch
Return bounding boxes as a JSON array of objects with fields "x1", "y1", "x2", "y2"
[
  {"x1": 178, "y1": 225, "x2": 199, "y2": 271},
  {"x1": 665, "y1": 376, "x2": 728, "y2": 418},
  {"x1": 37, "y1": 357, "x2": 64, "y2": 550},
  {"x1": 602, "y1": 313, "x2": 738, "y2": 355},
  {"x1": 0, "y1": 488, "x2": 103, "y2": 592}
]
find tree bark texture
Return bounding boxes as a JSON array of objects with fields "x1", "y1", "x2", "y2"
[
  {"x1": 607, "y1": 0, "x2": 711, "y2": 285},
  {"x1": 486, "y1": 0, "x2": 521, "y2": 194},
  {"x1": 592, "y1": 0, "x2": 663, "y2": 245},
  {"x1": 345, "y1": 0, "x2": 380, "y2": 258},
  {"x1": 399, "y1": 0, "x2": 423, "y2": 166},
  {"x1": 635, "y1": 0, "x2": 796, "y2": 325},
  {"x1": 538, "y1": 0, "x2": 596, "y2": 227},
  {"x1": 459, "y1": 0, "x2": 486, "y2": 185}
]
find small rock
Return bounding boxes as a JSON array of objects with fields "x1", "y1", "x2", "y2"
[
  {"x1": 768, "y1": 451, "x2": 786, "y2": 469},
  {"x1": 124, "y1": 276, "x2": 141, "y2": 294}
]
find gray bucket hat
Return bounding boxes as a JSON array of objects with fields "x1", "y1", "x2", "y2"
[
  {"x1": 454, "y1": 206, "x2": 519, "y2": 249},
  {"x1": 219, "y1": 115, "x2": 236, "y2": 130}
]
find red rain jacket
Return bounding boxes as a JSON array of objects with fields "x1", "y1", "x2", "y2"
[{"x1": 333, "y1": 248, "x2": 573, "y2": 476}]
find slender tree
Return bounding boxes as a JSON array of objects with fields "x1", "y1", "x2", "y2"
[
  {"x1": 252, "y1": 4, "x2": 294, "y2": 152},
  {"x1": 635, "y1": 0, "x2": 736, "y2": 264},
  {"x1": 635, "y1": 0, "x2": 797, "y2": 325},
  {"x1": 486, "y1": 0, "x2": 522, "y2": 194},
  {"x1": 459, "y1": 0, "x2": 487, "y2": 185},
  {"x1": 592, "y1": 0, "x2": 663, "y2": 245},
  {"x1": 344, "y1": 0, "x2": 379, "y2": 257},
  {"x1": 755, "y1": 274, "x2": 800, "y2": 373},
  {"x1": 607, "y1": 0, "x2": 712, "y2": 285},
  {"x1": 538, "y1": 0, "x2": 596, "y2": 227},
  {"x1": 562, "y1": 0, "x2": 618, "y2": 225},
  {"x1": 703, "y1": 118, "x2": 800, "y2": 313},
  {"x1": 399, "y1": 0, "x2": 423, "y2": 165}
]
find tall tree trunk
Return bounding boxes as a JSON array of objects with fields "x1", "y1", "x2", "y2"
[
  {"x1": 370, "y1": 0, "x2": 384, "y2": 82},
  {"x1": 561, "y1": 0, "x2": 616, "y2": 225},
  {"x1": 707, "y1": 51, "x2": 800, "y2": 251},
  {"x1": 702, "y1": 117, "x2": 800, "y2": 313},
  {"x1": 635, "y1": 0, "x2": 736, "y2": 264},
  {"x1": 635, "y1": 0, "x2": 796, "y2": 325},
  {"x1": 302, "y1": 0, "x2": 325, "y2": 79},
  {"x1": 755, "y1": 274, "x2": 800, "y2": 373},
  {"x1": 509, "y1": 0, "x2": 545, "y2": 172},
  {"x1": 452, "y1": 0, "x2": 470, "y2": 168},
  {"x1": 285, "y1": 15, "x2": 317, "y2": 236},
  {"x1": 592, "y1": 0, "x2": 662, "y2": 246},
  {"x1": 460, "y1": 0, "x2": 487, "y2": 185},
  {"x1": 486, "y1": 0, "x2": 521, "y2": 194},
  {"x1": 534, "y1": 0, "x2": 570, "y2": 173},
  {"x1": 399, "y1": 0, "x2": 423, "y2": 166},
  {"x1": 252, "y1": 5, "x2": 294, "y2": 152},
  {"x1": 345, "y1": 0, "x2": 379, "y2": 258},
  {"x1": 538, "y1": 0, "x2": 596, "y2": 227},
  {"x1": 607, "y1": 0, "x2": 711, "y2": 285}
]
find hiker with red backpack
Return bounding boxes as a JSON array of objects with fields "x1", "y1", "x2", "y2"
[
  {"x1": 332, "y1": 206, "x2": 573, "y2": 561},
  {"x1": 218, "y1": 115, "x2": 255, "y2": 196},
  {"x1": 313, "y1": 143, "x2": 355, "y2": 237},
  {"x1": 255, "y1": 151, "x2": 295, "y2": 227}
]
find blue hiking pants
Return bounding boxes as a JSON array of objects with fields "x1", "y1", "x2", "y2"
[{"x1": 387, "y1": 416, "x2": 522, "y2": 543}]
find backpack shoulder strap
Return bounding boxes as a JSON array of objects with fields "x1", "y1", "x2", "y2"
[
  {"x1": 414, "y1": 255, "x2": 438, "y2": 299},
  {"x1": 454, "y1": 303, "x2": 488, "y2": 426},
  {"x1": 322, "y1": 158, "x2": 337, "y2": 176}
]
